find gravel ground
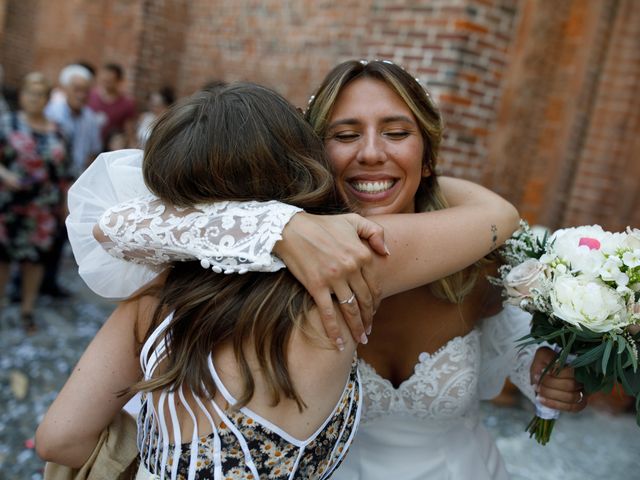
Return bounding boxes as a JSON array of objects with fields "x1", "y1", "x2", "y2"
[{"x1": 1, "y1": 253, "x2": 639, "y2": 479}]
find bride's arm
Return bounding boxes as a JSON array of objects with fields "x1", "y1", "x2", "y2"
[
  {"x1": 92, "y1": 177, "x2": 516, "y2": 344},
  {"x1": 372, "y1": 176, "x2": 518, "y2": 297},
  {"x1": 279, "y1": 177, "x2": 519, "y2": 300}
]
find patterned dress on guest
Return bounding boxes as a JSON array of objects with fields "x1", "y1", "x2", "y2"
[
  {"x1": 0, "y1": 112, "x2": 69, "y2": 262},
  {"x1": 135, "y1": 312, "x2": 361, "y2": 480}
]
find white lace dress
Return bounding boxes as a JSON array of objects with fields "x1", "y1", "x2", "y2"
[{"x1": 332, "y1": 306, "x2": 536, "y2": 480}]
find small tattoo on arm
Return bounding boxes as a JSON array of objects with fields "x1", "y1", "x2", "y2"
[{"x1": 491, "y1": 224, "x2": 498, "y2": 250}]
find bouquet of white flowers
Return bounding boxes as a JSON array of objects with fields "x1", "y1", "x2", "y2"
[{"x1": 494, "y1": 222, "x2": 640, "y2": 444}]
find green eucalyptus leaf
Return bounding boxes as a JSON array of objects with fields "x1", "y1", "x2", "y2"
[
  {"x1": 602, "y1": 339, "x2": 614, "y2": 375},
  {"x1": 625, "y1": 342, "x2": 639, "y2": 372},
  {"x1": 618, "y1": 355, "x2": 634, "y2": 394},
  {"x1": 570, "y1": 343, "x2": 606, "y2": 369}
]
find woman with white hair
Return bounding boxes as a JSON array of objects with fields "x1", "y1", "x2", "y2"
[{"x1": 45, "y1": 64, "x2": 102, "y2": 178}]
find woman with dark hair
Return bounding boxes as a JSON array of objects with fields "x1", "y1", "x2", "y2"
[{"x1": 37, "y1": 82, "x2": 520, "y2": 479}]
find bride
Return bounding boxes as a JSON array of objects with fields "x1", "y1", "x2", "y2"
[{"x1": 70, "y1": 61, "x2": 585, "y2": 479}]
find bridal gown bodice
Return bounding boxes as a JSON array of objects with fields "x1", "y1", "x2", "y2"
[
  {"x1": 359, "y1": 330, "x2": 482, "y2": 426},
  {"x1": 334, "y1": 309, "x2": 536, "y2": 480}
]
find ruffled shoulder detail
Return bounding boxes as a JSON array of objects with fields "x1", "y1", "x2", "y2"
[{"x1": 66, "y1": 149, "x2": 163, "y2": 298}]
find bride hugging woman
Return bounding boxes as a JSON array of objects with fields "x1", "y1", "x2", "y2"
[{"x1": 36, "y1": 81, "x2": 523, "y2": 479}]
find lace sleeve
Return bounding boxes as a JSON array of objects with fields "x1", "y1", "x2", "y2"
[
  {"x1": 98, "y1": 197, "x2": 302, "y2": 274},
  {"x1": 66, "y1": 149, "x2": 301, "y2": 299},
  {"x1": 478, "y1": 304, "x2": 537, "y2": 403}
]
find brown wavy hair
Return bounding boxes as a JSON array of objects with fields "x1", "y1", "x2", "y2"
[
  {"x1": 305, "y1": 59, "x2": 485, "y2": 303},
  {"x1": 133, "y1": 83, "x2": 346, "y2": 410}
]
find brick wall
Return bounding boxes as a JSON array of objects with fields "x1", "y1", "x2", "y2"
[
  {"x1": 0, "y1": 0, "x2": 143, "y2": 95},
  {"x1": 0, "y1": 0, "x2": 39, "y2": 87},
  {"x1": 329, "y1": 0, "x2": 521, "y2": 183},
  {"x1": 563, "y1": 0, "x2": 640, "y2": 231},
  {"x1": 0, "y1": 0, "x2": 638, "y2": 230},
  {"x1": 483, "y1": 0, "x2": 613, "y2": 227}
]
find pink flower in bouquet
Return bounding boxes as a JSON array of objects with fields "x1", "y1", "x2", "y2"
[
  {"x1": 548, "y1": 226, "x2": 614, "y2": 277},
  {"x1": 578, "y1": 237, "x2": 600, "y2": 250},
  {"x1": 504, "y1": 258, "x2": 546, "y2": 306}
]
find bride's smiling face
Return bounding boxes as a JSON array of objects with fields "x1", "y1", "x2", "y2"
[{"x1": 324, "y1": 77, "x2": 426, "y2": 216}]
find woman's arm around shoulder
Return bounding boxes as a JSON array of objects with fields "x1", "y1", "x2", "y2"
[{"x1": 35, "y1": 293, "x2": 155, "y2": 468}]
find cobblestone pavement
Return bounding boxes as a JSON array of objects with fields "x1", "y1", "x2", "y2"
[{"x1": 1, "y1": 254, "x2": 639, "y2": 479}]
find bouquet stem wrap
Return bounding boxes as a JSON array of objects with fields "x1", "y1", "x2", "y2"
[{"x1": 527, "y1": 351, "x2": 576, "y2": 445}]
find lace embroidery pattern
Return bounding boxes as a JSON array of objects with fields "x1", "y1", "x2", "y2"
[
  {"x1": 98, "y1": 196, "x2": 302, "y2": 274},
  {"x1": 359, "y1": 331, "x2": 481, "y2": 424}
]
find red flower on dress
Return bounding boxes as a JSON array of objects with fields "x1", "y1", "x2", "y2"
[{"x1": 21, "y1": 204, "x2": 56, "y2": 248}]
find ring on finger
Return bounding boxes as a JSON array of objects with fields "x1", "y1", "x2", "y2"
[
  {"x1": 577, "y1": 391, "x2": 584, "y2": 403},
  {"x1": 339, "y1": 293, "x2": 356, "y2": 305}
]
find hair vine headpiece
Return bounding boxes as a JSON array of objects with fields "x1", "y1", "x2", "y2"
[{"x1": 303, "y1": 58, "x2": 433, "y2": 113}]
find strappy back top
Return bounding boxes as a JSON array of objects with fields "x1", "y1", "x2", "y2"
[{"x1": 136, "y1": 313, "x2": 361, "y2": 480}]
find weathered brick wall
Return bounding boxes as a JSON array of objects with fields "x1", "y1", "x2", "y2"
[
  {"x1": 483, "y1": 0, "x2": 614, "y2": 227},
  {"x1": 0, "y1": 0, "x2": 638, "y2": 229},
  {"x1": 0, "y1": 0, "x2": 142, "y2": 95},
  {"x1": 563, "y1": 0, "x2": 640, "y2": 231},
  {"x1": 173, "y1": 0, "x2": 520, "y2": 183},
  {"x1": 0, "y1": 0, "x2": 39, "y2": 87},
  {"x1": 134, "y1": 0, "x2": 189, "y2": 105},
  {"x1": 174, "y1": 1, "x2": 372, "y2": 101}
]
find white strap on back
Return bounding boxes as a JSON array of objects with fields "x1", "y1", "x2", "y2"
[
  {"x1": 206, "y1": 356, "x2": 261, "y2": 478},
  {"x1": 193, "y1": 392, "x2": 223, "y2": 479},
  {"x1": 157, "y1": 392, "x2": 169, "y2": 480},
  {"x1": 322, "y1": 369, "x2": 363, "y2": 480},
  {"x1": 177, "y1": 388, "x2": 201, "y2": 480},
  {"x1": 167, "y1": 392, "x2": 181, "y2": 480}
]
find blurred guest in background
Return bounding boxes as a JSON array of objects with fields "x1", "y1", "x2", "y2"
[
  {"x1": 0, "y1": 73, "x2": 69, "y2": 332},
  {"x1": 0, "y1": 65, "x2": 12, "y2": 131},
  {"x1": 136, "y1": 86, "x2": 175, "y2": 148},
  {"x1": 46, "y1": 64, "x2": 102, "y2": 178},
  {"x1": 41, "y1": 64, "x2": 102, "y2": 299},
  {"x1": 88, "y1": 63, "x2": 136, "y2": 148}
]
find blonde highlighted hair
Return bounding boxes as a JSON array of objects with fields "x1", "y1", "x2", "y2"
[{"x1": 305, "y1": 59, "x2": 484, "y2": 303}]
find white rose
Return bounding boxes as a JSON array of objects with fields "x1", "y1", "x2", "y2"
[
  {"x1": 550, "y1": 275, "x2": 630, "y2": 333},
  {"x1": 504, "y1": 259, "x2": 546, "y2": 305}
]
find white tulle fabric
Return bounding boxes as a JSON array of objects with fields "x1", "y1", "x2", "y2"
[
  {"x1": 333, "y1": 305, "x2": 536, "y2": 480},
  {"x1": 66, "y1": 149, "x2": 301, "y2": 298}
]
